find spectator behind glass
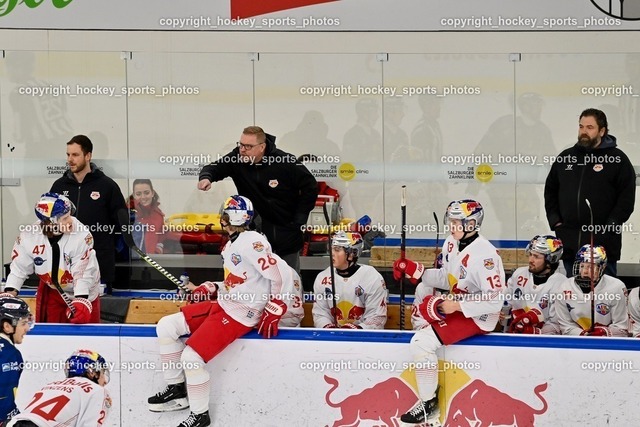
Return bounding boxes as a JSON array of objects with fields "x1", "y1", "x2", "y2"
[{"x1": 128, "y1": 179, "x2": 165, "y2": 254}]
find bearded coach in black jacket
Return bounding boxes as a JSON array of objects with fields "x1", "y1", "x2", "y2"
[
  {"x1": 51, "y1": 135, "x2": 127, "y2": 294},
  {"x1": 198, "y1": 126, "x2": 318, "y2": 272},
  {"x1": 544, "y1": 108, "x2": 636, "y2": 277}
]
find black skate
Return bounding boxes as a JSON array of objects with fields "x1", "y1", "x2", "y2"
[
  {"x1": 177, "y1": 411, "x2": 211, "y2": 427},
  {"x1": 148, "y1": 382, "x2": 189, "y2": 412},
  {"x1": 400, "y1": 395, "x2": 441, "y2": 427}
]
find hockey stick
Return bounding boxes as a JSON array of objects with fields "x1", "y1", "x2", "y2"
[
  {"x1": 585, "y1": 199, "x2": 595, "y2": 333},
  {"x1": 49, "y1": 240, "x2": 76, "y2": 317},
  {"x1": 433, "y1": 212, "x2": 440, "y2": 268},
  {"x1": 117, "y1": 210, "x2": 191, "y2": 293},
  {"x1": 322, "y1": 201, "x2": 338, "y2": 326},
  {"x1": 400, "y1": 185, "x2": 407, "y2": 331},
  {"x1": 52, "y1": 279, "x2": 76, "y2": 316}
]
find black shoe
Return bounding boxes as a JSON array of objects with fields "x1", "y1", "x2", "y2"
[
  {"x1": 400, "y1": 395, "x2": 440, "y2": 426},
  {"x1": 178, "y1": 411, "x2": 211, "y2": 427},
  {"x1": 148, "y1": 382, "x2": 189, "y2": 412}
]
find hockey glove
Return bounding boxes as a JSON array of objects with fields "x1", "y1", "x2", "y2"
[
  {"x1": 392, "y1": 258, "x2": 424, "y2": 285},
  {"x1": 257, "y1": 299, "x2": 288, "y2": 339},
  {"x1": 323, "y1": 324, "x2": 339, "y2": 328},
  {"x1": 581, "y1": 325, "x2": 611, "y2": 336},
  {"x1": 188, "y1": 281, "x2": 219, "y2": 304},
  {"x1": 341, "y1": 323, "x2": 362, "y2": 329},
  {"x1": 509, "y1": 308, "x2": 543, "y2": 333},
  {"x1": 418, "y1": 295, "x2": 446, "y2": 324},
  {"x1": 66, "y1": 298, "x2": 92, "y2": 324}
]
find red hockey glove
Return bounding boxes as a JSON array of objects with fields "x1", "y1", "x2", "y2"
[
  {"x1": 509, "y1": 309, "x2": 543, "y2": 333},
  {"x1": 323, "y1": 324, "x2": 339, "y2": 329},
  {"x1": 258, "y1": 299, "x2": 288, "y2": 339},
  {"x1": 581, "y1": 325, "x2": 611, "y2": 336},
  {"x1": 341, "y1": 323, "x2": 362, "y2": 329},
  {"x1": 513, "y1": 324, "x2": 541, "y2": 334},
  {"x1": 66, "y1": 298, "x2": 92, "y2": 324},
  {"x1": 418, "y1": 295, "x2": 446, "y2": 324},
  {"x1": 393, "y1": 258, "x2": 424, "y2": 285},
  {"x1": 188, "y1": 281, "x2": 218, "y2": 304}
]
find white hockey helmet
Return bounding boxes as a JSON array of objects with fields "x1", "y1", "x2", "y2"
[
  {"x1": 444, "y1": 199, "x2": 484, "y2": 231},
  {"x1": 331, "y1": 231, "x2": 364, "y2": 259},
  {"x1": 525, "y1": 235, "x2": 564, "y2": 265}
]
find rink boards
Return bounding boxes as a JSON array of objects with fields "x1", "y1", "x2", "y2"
[{"x1": 16, "y1": 325, "x2": 640, "y2": 427}]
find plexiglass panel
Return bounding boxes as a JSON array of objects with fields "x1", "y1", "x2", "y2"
[
  {"x1": 382, "y1": 53, "x2": 515, "y2": 244},
  {"x1": 125, "y1": 52, "x2": 253, "y2": 255},
  {"x1": 254, "y1": 53, "x2": 384, "y2": 226},
  {"x1": 0, "y1": 51, "x2": 127, "y2": 260},
  {"x1": 515, "y1": 53, "x2": 640, "y2": 262}
]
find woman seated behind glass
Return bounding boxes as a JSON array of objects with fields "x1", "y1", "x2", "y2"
[{"x1": 128, "y1": 179, "x2": 166, "y2": 254}]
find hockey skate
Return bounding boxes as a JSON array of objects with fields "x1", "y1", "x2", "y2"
[
  {"x1": 148, "y1": 382, "x2": 189, "y2": 412},
  {"x1": 177, "y1": 411, "x2": 211, "y2": 427},
  {"x1": 400, "y1": 395, "x2": 441, "y2": 427}
]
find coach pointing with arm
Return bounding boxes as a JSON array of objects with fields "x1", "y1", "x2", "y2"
[
  {"x1": 198, "y1": 126, "x2": 318, "y2": 271},
  {"x1": 544, "y1": 108, "x2": 636, "y2": 277}
]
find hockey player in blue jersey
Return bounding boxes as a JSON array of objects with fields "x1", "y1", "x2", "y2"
[{"x1": 0, "y1": 297, "x2": 34, "y2": 425}]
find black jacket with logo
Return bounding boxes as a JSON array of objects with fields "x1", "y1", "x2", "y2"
[
  {"x1": 199, "y1": 133, "x2": 318, "y2": 256},
  {"x1": 51, "y1": 163, "x2": 127, "y2": 282},
  {"x1": 544, "y1": 134, "x2": 636, "y2": 261}
]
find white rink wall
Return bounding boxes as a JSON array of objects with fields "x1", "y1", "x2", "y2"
[{"x1": 15, "y1": 324, "x2": 640, "y2": 426}]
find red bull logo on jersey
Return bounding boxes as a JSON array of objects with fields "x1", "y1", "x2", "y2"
[
  {"x1": 347, "y1": 306, "x2": 364, "y2": 321},
  {"x1": 324, "y1": 375, "x2": 418, "y2": 427},
  {"x1": 444, "y1": 379, "x2": 548, "y2": 427},
  {"x1": 60, "y1": 269, "x2": 74, "y2": 286},
  {"x1": 224, "y1": 271, "x2": 248, "y2": 290}
]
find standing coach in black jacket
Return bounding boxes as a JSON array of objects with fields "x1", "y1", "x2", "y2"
[
  {"x1": 50, "y1": 135, "x2": 127, "y2": 294},
  {"x1": 198, "y1": 126, "x2": 318, "y2": 272},
  {"x1": 544, "y1": 108, "x2": 636, "y2": 277}
]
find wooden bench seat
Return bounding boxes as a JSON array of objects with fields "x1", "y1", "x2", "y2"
[{"x1": 21, "y1": 297, "x2": 413, "y2": 330}]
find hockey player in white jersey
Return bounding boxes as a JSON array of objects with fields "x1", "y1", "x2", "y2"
[
  {"x1": 555, "y1": 244, "x2": 628, "y2": 336},
  {"x1": 505, "y1": 235, "x2": 566, "y2": 335},
  {"x1": 312, "y1": 231, "x2": 387, "y2": 329},
  {"x1": 2, "y1": 193, "x2": 101, "y2": 324},
  {"x1": 7, "y1": 349, "x2": 111, "y2": 427},
  {"x1": 393, "y1": 199, "x2": 505, "y2": 426},
  {"x1": 627, "y1": 287, "x2": 640, "y2": 338},
  {"x1": 148, "y1": 195, "x2": 298, "y2": 427}
]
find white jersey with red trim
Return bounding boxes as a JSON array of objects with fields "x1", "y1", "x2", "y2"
[
  {"x1": 217, "y1": 230, "x2": 299, "y2": 327},
  {"x1": 555, "y1": 275, "x2": 629, "y2": 336},
  {"x1": 7, "y1": 377, "x2": 111, "y2": 427},
  {"x1": 5, "y1": 218, "x2": 100, "y2": 301},
  {"x1": 312, "y1": 264, "x2": 388, "y2": 329},
  {"x1": 628, "y1": 287, "x2": 640, "y2": 338},
  {"x1": 505, "y1": 267, "x2": 566, "y2": 325},
  {"x1": 421, "y1": 234, "x2": 505, "y2": 332}
]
